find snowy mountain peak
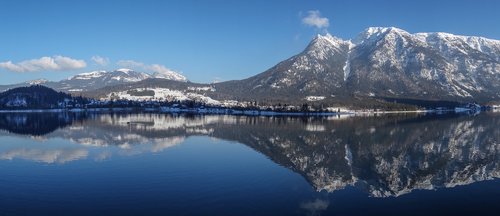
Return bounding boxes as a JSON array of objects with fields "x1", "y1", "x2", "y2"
[
  {"x1": 66, "y1": 68, "x2": 188, "y2": 83},
  {"x1": 152, "y1": 70, "x2": 187, "y2": 82},
  {"x1": 314, "y1": 33, "x2": 347, "y2": 45},
  {"x1": 54, "y1": 69, "x2": 153, "y2": 92},
  {"x1": 25, "y1": 79, "x2": 48, "y2": 85},
  {"x1": 222, "y1": 26, "x2": 500, "y2": 104},
  {"x1": 306, "y1": 33, "x2": 351, "y2": 57},
  {"x1": 68, "y1": 70, "x2": 107, "y2": 80},
  {"x1": 353, "y1": 27, "x2": 409, "y2": 45},
  {"x1": 366, "y1": 26, "x2": 406, "y2": 34}
]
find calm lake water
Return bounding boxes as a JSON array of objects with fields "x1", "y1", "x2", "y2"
[{"x1": 0, "y1": 112, "x2": 499, "y2": 216}]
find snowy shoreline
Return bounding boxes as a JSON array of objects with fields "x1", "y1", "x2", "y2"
[{"x1": 0, "y1": 107, "x2": 465, "y2": 116}]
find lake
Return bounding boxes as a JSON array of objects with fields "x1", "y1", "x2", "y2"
[{"x1": 0, "y1": 112, "x2": 499, "y2": 215}]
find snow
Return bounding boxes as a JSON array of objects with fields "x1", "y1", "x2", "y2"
[
  {"x1": 305, "y1": 96, "x2": 326, "y2": 101},
  {"x1": 343, "y1": 43, "x2": 354, "y2": 81},
  {"x1": 317, "y1": 33, "x2": 345, "y2": 46},
  {"x1": 107, "y1": 88, "x2": 221, "y2": 105},
  {"x1": 353, "y1": 27, "x2": 408, "y2": 45},
  {"x1": 307, "y1": 34, "x2": 350, "y2": 61},
  {"x1": 65, "y1": 68, "x2": 187, "y2": 85},
  {"x1": 270, "y1": 83, "x2": 281, "y2": 89},
  {"x1": 69, "y1": 71, "x2": 106, "y2": 80},
  {"x1": 152, "y1": 70, "x2": 187, "y2": 82},
  {"x1": 187, "y1": 86, "x2": 216, "y2": 92},
  {"x1": 26, "y1": 79, "x2": 48, "y2": 85},
  {"x1": 305, "y1": 124, "x2": 326, "y2": 132}
]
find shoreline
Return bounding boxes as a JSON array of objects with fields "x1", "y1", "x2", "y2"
[{"x1": 0, "y1": 107, "x2": 472, "y2": 116}]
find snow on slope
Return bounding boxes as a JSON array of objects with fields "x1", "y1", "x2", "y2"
[
  {"x1": 152, "y1": 70, "x2": 187, "y2": 82},
  {"x1": 108, "y1": 88, "x2": 221, "y2": 105},
  {"x1": 345, "y1": 27, "x2": 500, "y2": 98},
  {"x1": 25, "y1": 79, "x2": 48, "y2": 85},
  {"x1": 68, "y1": 69, "x2": 151, "y2": 82},
  {"x1": 69, "y1": 71, "x2": 108, "y2": 80}
]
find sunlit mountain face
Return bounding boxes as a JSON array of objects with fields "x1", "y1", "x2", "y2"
[{"x1": 0, "y1": 112, "x2": 498, "y2": 197}]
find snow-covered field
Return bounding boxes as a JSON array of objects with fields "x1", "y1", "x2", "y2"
[{"x1": 107, "y1": 88, "x2": 221, "y2": 106}]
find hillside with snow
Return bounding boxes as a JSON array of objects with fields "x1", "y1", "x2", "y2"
[{"x1": 0, "y1": 68, "x2": 187, "y2": 93}]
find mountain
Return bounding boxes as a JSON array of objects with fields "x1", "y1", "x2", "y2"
[
  {"x1": 0, "y1": 68, "x2": 187, "y2": 93},
  {"x1": 218, "y1": 27, "x2": 500, "y2": 104},
  {"x1": 213, "y1": 34, "x2": 354, "y2": 103},
  {"x1": 0, "y1": 85, "x2": 88, "y2": 109},
  {"x1": 2, "y1": 27, "x2": 499, "y2": 108},
  {"x1": 347, "y1": 27, "x2": 500, "y2": 102},
  {"x1": 151, "y1": 69, "x2": 188, "y2": 81},
  {"x1": 56, "y1": 68, "x2": 161, "y2": 92},
  {"x1": 84, "y1": 27, "x2": 500, "y2": 108}
]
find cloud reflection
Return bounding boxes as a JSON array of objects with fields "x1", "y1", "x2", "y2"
[{"x1": 0, "y1": 148, "x2": 88, "y2": 164}]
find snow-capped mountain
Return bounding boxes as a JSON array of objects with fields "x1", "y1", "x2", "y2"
[
  {"x1": 80, "y1": 27, "x2": 500, "y2": 107},
  {"x1": 347, "y1": 27, "x2": 500, "y2": 101},
  {"x1": 68, "y1": 68, "x2": 150, "y2": 82},
  {"x1": 0, "y1": 68, "x2": 187, "y2": 93},
  {"x1": 151, "y1": 69, "x2": 188, "y2": 82},
  {"x1": 2, "y1": 27, "x2": 499, "y2": 107},
  {"x1": 225, "y1": 33, "x2": 352, "y2": 99},
  {"x1": 58, "y1": 68, "x2": 153, "y2": 92},
  {"x1": 25, "y1": 79, "x2": 48, "y2": 85},
  {"x1": 214, "y1": 27, "x2": 500, "y2": 105}
]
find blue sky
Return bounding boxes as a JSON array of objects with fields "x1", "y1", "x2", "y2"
[{"x1": 1, "y1": 0, "x2": 500, "y2": 85}]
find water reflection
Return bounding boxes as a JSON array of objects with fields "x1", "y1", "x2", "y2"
[{"x1": 0, "y1": 112, "x2": 498, "y2": 197}]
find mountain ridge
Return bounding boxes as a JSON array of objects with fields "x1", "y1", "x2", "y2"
[
  {"x1": 0, "y1": 68, "x2": 187, "y2": 93},
  {"x1": 1, "y1": 27, "x2": 499, "y2": 108}
]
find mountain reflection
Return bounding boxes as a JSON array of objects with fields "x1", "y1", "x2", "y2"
[
  {"x1": 0, "y1": 112, "x2": 88, "y2": 136},
  {"x1": 0, "y1": 112, "x2": 498, "y2": 197}
]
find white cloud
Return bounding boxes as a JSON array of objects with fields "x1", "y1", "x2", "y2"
[
  {"x1": 0, "y1": 55, "x2": 87, "y2": 72},
  {"x1": 91, "y1": 55, "x2": 109, "y2": 66},
  {"x1": 149, "y1": 64, "x2": 179, "y2": 77},
  {"x1": 117, "y1": 60, "x2": 187, "y2": 81},
  {"x1": 302, "y1": 10, "x2": 329, "y2": 29}
]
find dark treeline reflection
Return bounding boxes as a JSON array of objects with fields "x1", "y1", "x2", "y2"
[
  {"x1": 0, "y1": 112, "x2": 498, "y2": 197},
  {"x1": 0, "y1": 112, "x2": 89, "y2": 136}
]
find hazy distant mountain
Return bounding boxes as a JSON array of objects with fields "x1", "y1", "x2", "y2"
[
  {"x1": 0, "y1": 68, "x2": 187, "y2": 93},
  {"x1": 53, "y1": 69, "x2": 153, "y2": 92}
]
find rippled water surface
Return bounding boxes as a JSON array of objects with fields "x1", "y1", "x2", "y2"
[{"x1": 0, "y1": 112, "x2": 499, "y2": 215}]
